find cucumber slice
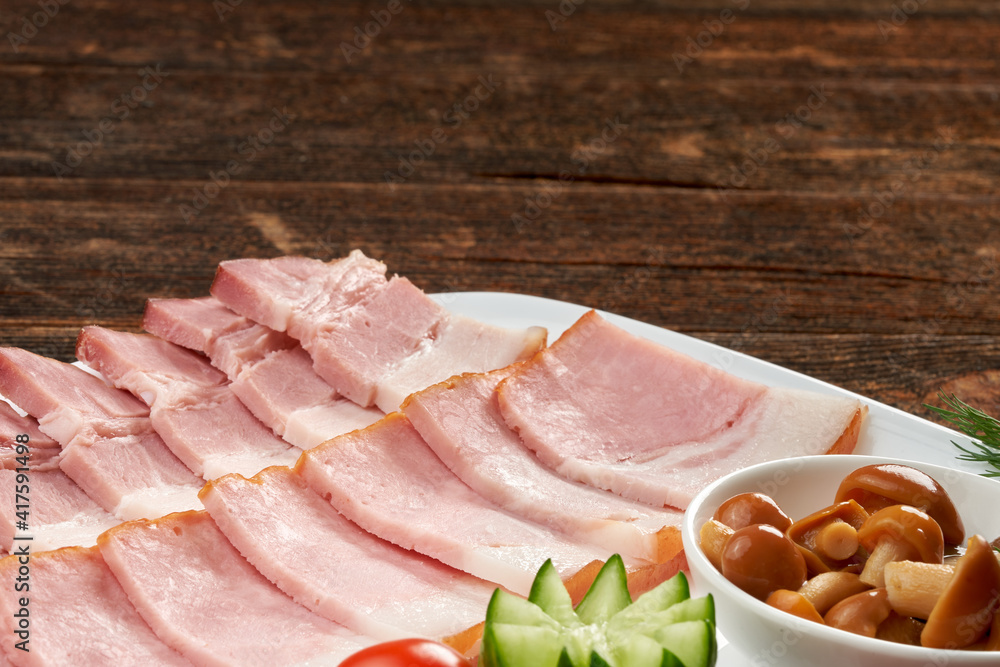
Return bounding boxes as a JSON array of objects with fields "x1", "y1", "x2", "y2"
[
  {"x1": 649, "y1": 620, "x2": 717, "y2": 667},
  {"x1": 529, "y1": 559, "x2": 582, "y2": 628},
  {"x1": 574, "y1": 555, "x2": 632, "y2": 625},
  {"x1": 481, "y1": 556, "x2": 717, "y2": 667}
]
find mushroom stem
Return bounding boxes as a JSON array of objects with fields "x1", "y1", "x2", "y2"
[
  {"x1": 798, "y1": 571, "x2": 872, "y2": 616},
  {"x1": 859, "y1": 540, "x2": 909, "y2": 588},
  {"x1": 883, "y1": 561, "x2": 954, "y2": 619},
  {"x1": 815, "y1": 521, "x2": 860, "y2": 562}
]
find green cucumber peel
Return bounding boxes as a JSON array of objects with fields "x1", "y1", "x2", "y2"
[{"x1": 481, "y1": 557, "x2": 717, "y2": 667}]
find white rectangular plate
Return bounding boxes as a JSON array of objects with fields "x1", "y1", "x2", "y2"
[{"x1": 434, "y1": 291, "x2": 988, "y2": 666}]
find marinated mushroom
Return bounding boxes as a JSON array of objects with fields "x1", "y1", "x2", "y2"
[
  {"x1": 857, "y1": 505, "x2": 944, "y2": 588},
  {"x1": 797, "y1": 571, "x2": 872, "y2": 616},
  {"x1": 765, "y1": 589, "x2": 824, "y2": 624},
  {"x1": 921, "y1": 534, "x2": 1000, "y2": 649},
  {"x1": 713, "y1": 492, "x2": 792, "y2": 532},
  {"x1": 835, "y1": 463, "x2": 965, "y2": 545},
  {"x1": 786, "y1": 500, "x2": 868, "y2": 568},
  {"x1": 698, "y1": 518, "x2": 734, "y2": 571},
  {"x1": 721, "y1": 524, "x2": 807, "y2": 600},
  {"x1": 824, "y1": 588, "x2": 893, "y2": 638}
]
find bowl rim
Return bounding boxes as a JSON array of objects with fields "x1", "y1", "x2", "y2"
[{"x1": 681, "y1": 453, "x2": 1000, "y2": 661}]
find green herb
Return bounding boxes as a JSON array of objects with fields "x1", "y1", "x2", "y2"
[{"x1": 926, "y1": 393, "x2": 1000, "y2": 477}]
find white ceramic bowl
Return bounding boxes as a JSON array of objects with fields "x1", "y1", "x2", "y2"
[{"x1": 681, "y1": 455, "x2": 1000, "y2": 667}]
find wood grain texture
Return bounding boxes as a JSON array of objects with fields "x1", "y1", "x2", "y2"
[{"x1": 1, "y1": 0, "x2": 998, "y2": 430}]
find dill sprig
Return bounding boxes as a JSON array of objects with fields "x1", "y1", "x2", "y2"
[{"x1": 925, "y1": 393, "x2": 1000, "y2": 477}]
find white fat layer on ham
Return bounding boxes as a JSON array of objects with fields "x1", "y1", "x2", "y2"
[
  {"x1": 211, "y1": 251, "x2": 547, "y2": 410},
  {"x1": 76, "y1": 327, "x2": 299, "y2": 479},
  {"x1": 0, "y1": 547, "x2": 192, "y2": 666},
  {"x1": 298, "y1": 413, "x2": 612, "y2": 596},
  {"x1": 144, "y1": 297, "x2": 383, "y2": 449},
  {"x1": 403, "y1": 366, "x2": 683, "y2": 562},
  {"x1": 201, "y1": 466, "x2": 494, "y2": 641},
  {"x1": 98, "y1": 510, "x2": 373, "y2": 667},
  {"x1": 498, "y1": 311, "x2": 863, "y2": 510},
  {"x1": 375, "y1": 314, "x2": 547, "y2": 413},
  {"x1": 0, "y1": 348, "x2": 203, "y2": 520},
  {"x1": 0, "y1": 469, "x2": 118, "y2": 552}
]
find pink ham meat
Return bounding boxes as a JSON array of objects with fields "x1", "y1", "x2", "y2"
[
  {"x1": 0, "y1": 546, "x2": 191, "y2": 666},
  {"x1": 402, "y1": 366, "x2": 684, "y2": 563},
  {"x1": 497, "y1": 311, "x2": 866, "y2": 510},
  {"x1": 297, "y1": 412, "x2": 612, "y2": 597},
  {"x1": 76, "y1": 326, "x2": 299, "y2": 478},
  {"x1": 200, "y1": 466, "x2": 494, "y2": 646},
  {"x1": 143, "y1": 296, "x2": 382, "y2": 449},
  {"x1": 211, "y1": 251, "x2": 546, "y2": 412},
  {"x1": 0, "y1": 468, "x2": 118, "y2": 552},
  {"x1": 0, "y1": 401, "x2": 59, "y2": 472},
  {"x1": 97, "y1": 510, "x2": 372, "y2": 666},
  {"x1": 0, "y1": 348, "x2": 202, "y2": 520}
]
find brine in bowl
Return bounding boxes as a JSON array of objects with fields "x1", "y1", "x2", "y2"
[{"x1": 681, "y1": 455, "x2": 1000, "y2": 667}]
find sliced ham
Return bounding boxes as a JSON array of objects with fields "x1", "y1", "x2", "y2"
[
  {"x1": 143, "y1": 297, "x2": 382, "y2": 449},
  {"x1": 497, "y1": 310, "x2": 866, "y2": 510},
  {"x1": 76, "y1": 326, "x2": 299, "y2": 478},
  {"x1": 211, "y1": 251, "x2": 546, "y2": 411},
  {"x1": 200, "y1": 466, "x2": 494, "y2": 648},
  {"x1": 402, "y1": 366, "x2": 684, "y2": 563},
  {"x1": 0, "y1": 348, "x2": 203, "y2": 520},
  {"x1": 97, "y1": 510, "x2": 373, "y2": 666},
  {"x1": 0, "y1": 401, "x2": 60, "y2": 472},
  {"x1": 297, "y1": 412, "x2": 619, "y2": 597},
  {"x1": 0, "y1": 546, "x2": 192, "y2": 666},
  {"x1": 0, "y1": 469, "x2": 118, "y2": 552}
]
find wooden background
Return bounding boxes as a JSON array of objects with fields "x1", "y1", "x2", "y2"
[{"x1": 1, "y1": 0, "x2": 999, "y2": 426}]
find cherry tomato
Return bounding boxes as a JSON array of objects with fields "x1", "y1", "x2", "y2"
[{"x1": 339, "y1": 638, "x2": 473, "y2": 667}]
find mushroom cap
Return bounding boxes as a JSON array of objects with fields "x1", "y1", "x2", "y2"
[
  {"x1": 714, "y1": 492, "x2": 792, "y2": 532},
  {"x1": 921, "y1": 534, "x2": 1000, "y2": 649},
  {"x1": 721, "y1": 523, "x2": 808, "y2": 600},
  {"x1": 835, "y1": 463, "x2": 964, "y2": 545},
  {"x1": 857, "y1": 504, "x2": 945, "y2": 564}
]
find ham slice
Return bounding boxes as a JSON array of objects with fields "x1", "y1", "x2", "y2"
[
  {"x1": 97, "y1": 510, "x2": 373, "y2": 666},
  {"x1": 497, "y1": 311, "x2": 865, "y2": 510},
  {"x1": 0, "y1": 348, "x2": 203, "y2": 520},
  {"x1": 297, "y1": 412, "x2": 619, "y2": 597},
  {"x1": 76, "y1": 326, "x2": 299, "y2": 478},
  {"x1": 402, "y1": 366, "x2": 684, "y2": 563},
  {"x1": 0, "y1": 469, "x2": 118, "y2": 552},
  {"x1": 200, "y1": 466, "x2": 494, "y2": 649},
  {"x1": 143, "y1": 297, "x2": 382, "y2": 449},
  {"x1": 211, "y1": 251, "x2": 546, "y2": 411},
  {"x1": 0, "y1": 401, "x2": 60, "y2": 472},
  {"x1": 0, "y1": 546, "x2": 191, "y2": 665}
]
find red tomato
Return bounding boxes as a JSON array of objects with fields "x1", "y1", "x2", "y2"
[{"x1": 339, "y1": 638, "x2": 473, "y2": 667}]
